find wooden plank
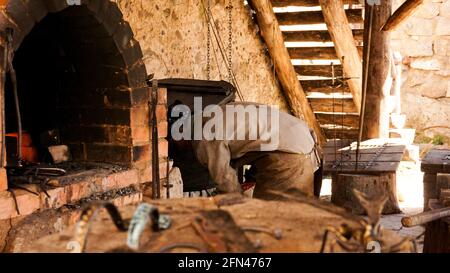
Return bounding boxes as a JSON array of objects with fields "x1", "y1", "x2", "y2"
[
  {"x1": 319, "y1": 0, "x2": 362, "y2": 113},
  {"x1": 302, "y1": 79, "x2": 350, "y2": 93},
  {"x1": 323, "y1": 128, "x2": 358, "y2": 140},
  {"x1": 283, "y1": 29, "x2": 364, "y2": 43},
  {"x1": 276, "y1": 9, "x2": 363, "y2": 25},
  {"x1": 382, "y1": 0, "x2": 424, "y2": 31},
  {"x1": 323, "y1": 145, "x2": 407, "y2": 155},
  {"x1": 316, "y1": 113, "x2": 359, "y2": 127},
  {"x1": 324, "y1": 152, "x2": 404, "y2": 162},
  {"x1": 309, "y1": 98, "x2": 357, "y2": 113},
  {"x1": 248, "y1": 0, "x2": 326, "y2": 145},
  {"x1": 288, "y1": 46, "x2": 363, "y2": 59},
  {"x1": 324, "y1": 161, "x2": 401, "y2": 173},
  {"x1": 271, "y1": 0, "x2": 360, "y2": 7},
  {"x1": 295, "y1": 65, "x2": 342, "y2": 77}
]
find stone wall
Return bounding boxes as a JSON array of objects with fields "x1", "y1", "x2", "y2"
[
  {"x1": 116, "y1": 0, "x2": 289, "y2": 111},
  {"x1": 391, "y1": 0, "x2": 450, "y2": 141}
]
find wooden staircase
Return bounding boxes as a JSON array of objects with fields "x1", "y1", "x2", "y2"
[{"x1": 270, "y1": 0, "x2": 364, "y2": 140}]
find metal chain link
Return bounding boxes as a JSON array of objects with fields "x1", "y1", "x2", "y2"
[
  {"x1": 206, "y1": 0, "x2": 211, "y2": 80},
  {"x1": 226, "y1": 0, "x2": 233, "y2": 84}
]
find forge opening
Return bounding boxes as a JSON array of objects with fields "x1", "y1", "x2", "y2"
[{"x1": 5, "y1": 5, "x2": 136, "y2": 167}]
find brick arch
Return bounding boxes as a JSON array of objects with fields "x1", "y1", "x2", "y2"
[{"x1": 0, "y1": 0, "x2": 152, "y2": 167}]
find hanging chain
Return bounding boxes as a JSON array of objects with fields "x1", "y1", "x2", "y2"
[
  {"x1": 226, "y1": 0, "x2": 233, "y2": 84},
  {"x1": 206, "y1": 0, "x2": 211, "y2": 80}
]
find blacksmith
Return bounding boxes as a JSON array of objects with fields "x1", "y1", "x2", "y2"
[{"x1": 171, "y1": 101, "x2": 321, "y2": 199}]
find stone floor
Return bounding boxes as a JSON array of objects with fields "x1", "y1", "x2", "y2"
[{"x1": 320, "y1": 161, "x2": 425, "y2": 252}]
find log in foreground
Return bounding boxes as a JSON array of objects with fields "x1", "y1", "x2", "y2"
[
  {"x1": 26, "y1": 195, "x2": 412, "y2": 253},
  {"x1": 248, "y1": 0, "x2": 325, "y2": 145}
]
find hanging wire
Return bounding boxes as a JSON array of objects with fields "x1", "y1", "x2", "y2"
[
  {"x1": 206, "y1": 0, "x2": 211, "y2": 80},
  {"x1": 200, "y1": 0, "x2": 244, "y2": 101}
]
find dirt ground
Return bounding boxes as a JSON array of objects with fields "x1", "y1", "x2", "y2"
[{"x1": 321, "y1": 161, "x2": 425, "y2": 252}]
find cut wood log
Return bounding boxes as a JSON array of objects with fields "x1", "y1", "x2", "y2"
[
  {"x1": 248, "y1": 0, "x2": 326, "y2": 145},
  {"x1": 402, "y1": 206, "x2": 450, "y2": 227},
  {"x1": 276, "y1": 9, "x2": 363, "y2": 25},
  {"x1": 382, "y1": 0, "x2": 424, "y2": 31},
  {"x1": 362, "y1": 1, "x2": 392, "y2": 139},
  {"x1": 331, "y1": 173, "x2": 401, "y2": 215},
  {"x1": 271, "y1": 0, "x2": 360, "y2": 7},
  {"x1": 319, "y1": 0, "x2": 363, "y2": 113},
  {"x1": 288, "y1": 46, "x2": 363, "y2": 60},
  {"x1": 283, "y1": 29, "x2": 364, "y2": 43}
]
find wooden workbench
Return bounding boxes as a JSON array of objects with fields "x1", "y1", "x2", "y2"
[
  {"x1": 25, "y1": 194, "x2": 413, "y2": 253},
  {"x1": 421, "y1": 149, "x2": 450, "y2": 210}
]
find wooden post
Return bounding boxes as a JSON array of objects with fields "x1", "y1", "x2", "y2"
[
  {"x1": 362, "y1": 2, "x2": 392, "y2": 139},
  {"x1": 319, "y1": 0, "x2": 362, "y2": 113},
  {"x1": 248, "y1": 0, "x2": 326, "y2": 145}
]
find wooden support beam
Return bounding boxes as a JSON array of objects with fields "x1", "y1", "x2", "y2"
[
  {"x1": 248, "y1": 0, "x2": 326, "y2": 145},
  {"x1": 382, "y1": 0, "x2": 424, "y2": 31},
  {"x1": 363, "y1": 2, "x2": 392, "y2": 139},
  {"x1": 319, "y1": 0, "x2": 362, "y2": 113}
]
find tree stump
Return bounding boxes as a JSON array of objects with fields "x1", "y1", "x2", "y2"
[{"x1": 331, "y1": 173, "x2": 401, "y2": 215}]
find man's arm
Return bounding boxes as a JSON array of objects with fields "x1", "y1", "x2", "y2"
[{"x1": 194, "y1": 140, "x2": 242, "y2": 194}]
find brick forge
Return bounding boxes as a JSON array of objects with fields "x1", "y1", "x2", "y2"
[{"x1": 0, "y1": 0, "x2": 169, "y2": 250}]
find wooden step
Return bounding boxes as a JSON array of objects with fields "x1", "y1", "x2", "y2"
[
  {"x1": 288, "y1": 46, "x2": 363, "y2": 59},
  {"x1": 295, "y1": 64, "x2": 342, "y2": 77},
  {"x1": 271, "y1": 0, "x2": 360, "y2": 7},
  {"x1": 323, "y1": 127, "x2": 359, "y2": 140},
  {"x1": 316, "y1": 113, "x2": 359, "y2": 128},
  {"x1": 302, "y1": 79, "x2": 350, "y2": 93},
  {"x1": 276, "y1": 9, "x2": 363, "y2": 25},
  {"x1": 283, "y1": 29, "x2": 364, "y2": 43},
  {"x1": 309, "y1": 97, "x2": 357, "y2": 113}
]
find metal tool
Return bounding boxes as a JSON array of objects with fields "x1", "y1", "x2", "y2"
[
  {"x1": 73, "y1": 202, "x2": 129, "y2": 253},
  {"x1": 149, "y1": 79, "x2": 160, "y2": 199},
  {"x1": 127, "y1": 203, "x2": 172, "y2": 250}
]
